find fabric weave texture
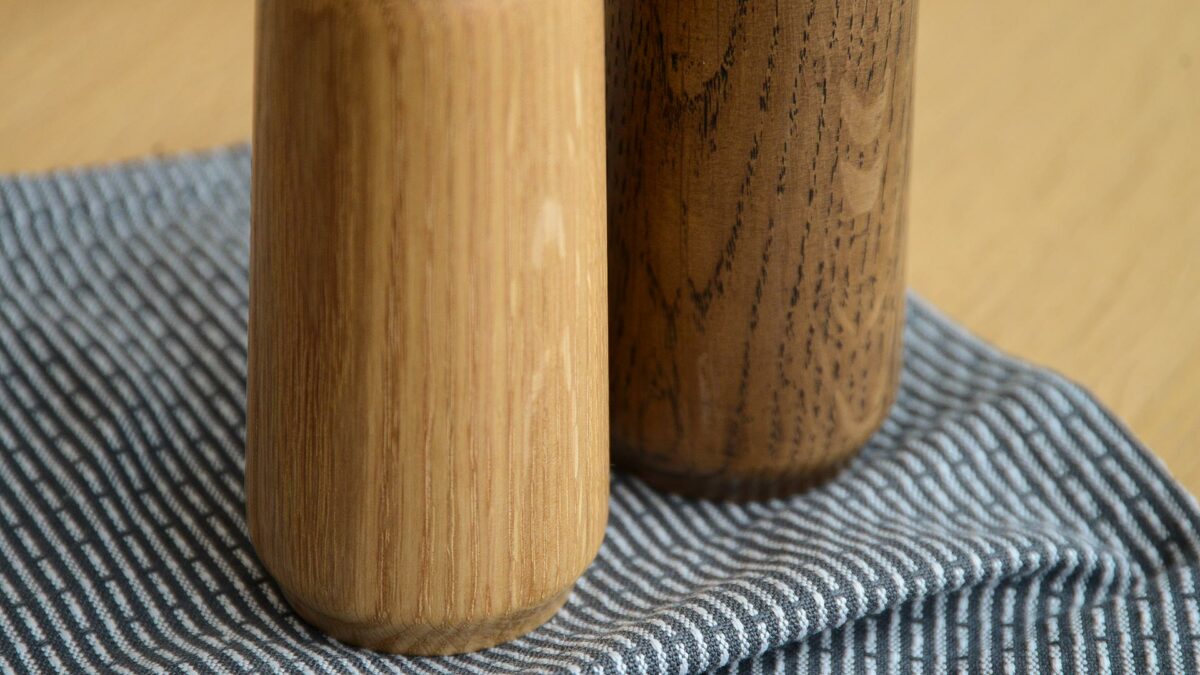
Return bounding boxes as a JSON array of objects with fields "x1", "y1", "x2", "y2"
[{"x1": 2, "y1": 148, "x2": 1199, "y2": 674}]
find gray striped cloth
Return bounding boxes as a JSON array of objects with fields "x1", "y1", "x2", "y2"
[{"x1": 1, "y1": 147, "x2": 1198, "y2": 674}]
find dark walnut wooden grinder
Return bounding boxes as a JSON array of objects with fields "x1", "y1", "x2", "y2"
[{"x1": 606, "y1": 0, "x2": 916, "y2": 499}]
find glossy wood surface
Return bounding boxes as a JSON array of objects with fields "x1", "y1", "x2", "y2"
[
  {"x1": 606, "y1": 0, "x2": 915, "y2": 498},
  {"x1": 245, "y1": 0, "x2": 609, "y2": 654}
]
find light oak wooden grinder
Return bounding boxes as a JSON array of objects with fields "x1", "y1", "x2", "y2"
[
  {"x1": 246, "y1": 0, "x2": 609, "y2": 655},
  {"x1": 607, "y1": 0, "x2": 916, "y2": 499}
]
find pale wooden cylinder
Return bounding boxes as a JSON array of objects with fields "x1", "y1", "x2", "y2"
[
  {"x1": 606, "y1": 0, "x2": 916, "y2": 499},
  {"x1": 246, "y1": 0, "x2": 609, "y2": 655}
]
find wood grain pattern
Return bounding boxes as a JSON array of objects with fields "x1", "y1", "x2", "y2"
[
  {"x1": 245, "y1": 0, "x2": 609, "y2": 654},
  {"x1": 606, "y1": 0, "x2": 916, "y2": 499}
]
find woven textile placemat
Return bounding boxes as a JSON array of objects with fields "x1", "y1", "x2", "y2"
[{"x1": 2, "y1": 147, "x2": 1199, "y2": 674}]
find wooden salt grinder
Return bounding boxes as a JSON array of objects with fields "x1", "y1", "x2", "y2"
[
  {"x1": 246, "y1": 0, "x2": 610, "y2": 654},
  {"x1": 606, "y1": 0, "x2": 917, "y2": 499}
]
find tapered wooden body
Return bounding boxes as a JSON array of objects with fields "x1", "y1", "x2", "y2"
[
  {"x1": 246, "y1": 0, "x2": 609, "y2": 655},
  {"x1": 606, "y1": 0, "x2": 915, "y2": 499}
]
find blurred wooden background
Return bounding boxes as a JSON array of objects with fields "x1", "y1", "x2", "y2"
[{"x1": 1, "y1": 1, "x2": 1198, "y2": 494}]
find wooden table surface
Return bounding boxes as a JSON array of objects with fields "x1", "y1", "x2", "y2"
[{"x1": 2, "y1": 1, "x2": 1197, "y2": 493}]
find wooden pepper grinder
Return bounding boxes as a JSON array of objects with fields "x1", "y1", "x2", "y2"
[
  {"x1": 606, "y1": 0, "x2": 916, "y2": 499},
  {"x1": 246, "y1": 0, "x2": 609, "y2": 654}
]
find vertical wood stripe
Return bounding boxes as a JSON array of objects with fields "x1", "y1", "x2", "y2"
[
  {"x1": 245, "y1": 0, "x2": 609, "y2": 655},
  {"x1": 606, "y1": 0, "x2": 914, "y2": 499}
]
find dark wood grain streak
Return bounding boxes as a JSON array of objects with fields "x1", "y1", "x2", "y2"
[{"x1": 606, "y1": 0, "x2": 916, "y2": 499}]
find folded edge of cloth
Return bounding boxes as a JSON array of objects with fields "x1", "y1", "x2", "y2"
[{"x1": 1, "y1": 147, "x2": 1199, "y2": 674}]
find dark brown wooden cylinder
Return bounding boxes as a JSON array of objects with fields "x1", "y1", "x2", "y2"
[{"x1": 606, "y1": 0, "x2": 916, "y2": 499}]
